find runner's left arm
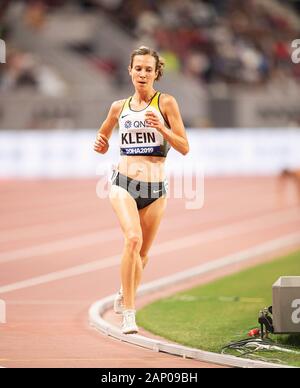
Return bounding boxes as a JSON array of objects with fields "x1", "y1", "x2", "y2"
[{"x1": 145, "y1": 95, "x2": 189, "y2": 155}]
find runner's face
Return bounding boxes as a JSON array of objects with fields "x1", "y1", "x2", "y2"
[{"x1": 129, "y1": 55, "x2": 158, "y2": 91}]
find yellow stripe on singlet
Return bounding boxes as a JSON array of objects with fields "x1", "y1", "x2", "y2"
[
  {"x1": 119, "y1": 97, "x2": 130, "y2": 118},
  {"x1": 149, "y1": 91, "x2": 160, "y2": 110}
]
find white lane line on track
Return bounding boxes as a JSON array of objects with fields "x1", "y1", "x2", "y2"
[
  {"x1": 1, "y1": 230, "x2": 300, "y2": 295},
  {"x1": 0, "y1": 254, "x2": 120, "y2": 294},
  {"x1": 89, "y1": 234, "x2": 300, "y2": 369},
  {"x1": 0, "y1": 197, "x2": 96, "y2": 221},
  {"x1": 0, "y1": 216, "x2": 103, "y2": 244},
  {"x1": 0, "y1": 229, "x2": 119, "y2": 264},
  {"x1": 0, "y1": 206, "x2": 299, "y2": 265}
]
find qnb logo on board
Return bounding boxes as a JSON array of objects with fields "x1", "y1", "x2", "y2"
[
  {"x1": 291, "y1": 39, "x2": 300, "y2": 64},
  {"x1": 0, "y1": 299, "x2": 6, "y2": 324},
  {"x1": 0, "y1": 39, "x2": 6, "y2": 64},
  {"x1": 291, "y1": 299, "x2": 300, "y2": 324}
]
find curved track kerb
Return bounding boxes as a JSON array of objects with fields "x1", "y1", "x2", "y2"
[{"x1": 89, "y1": 233, "x2": 300, "y2": 369}]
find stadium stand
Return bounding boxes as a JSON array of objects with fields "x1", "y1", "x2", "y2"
[{"x1": 0, "y1": 0, "x2": 299, "y2": 128}]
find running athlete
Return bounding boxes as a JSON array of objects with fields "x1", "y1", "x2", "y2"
[
  {"x1": 280, "y1": 168, "x2": 300, "y2": 203},
  {"x1": 94, "y1": 46, "x2": 189, "y2": 334}
]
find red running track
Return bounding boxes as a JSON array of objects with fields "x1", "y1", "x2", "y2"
[{"x1": 0, "y1": 176, "x2": 299, "y2": 368}]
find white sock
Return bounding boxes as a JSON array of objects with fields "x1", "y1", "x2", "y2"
[{"x1": 123, "y1": 309, "x2": 135, "y2": 314}]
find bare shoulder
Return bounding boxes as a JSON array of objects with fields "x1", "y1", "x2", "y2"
[
  {"x1": 159, "y1": 93, "x2": 178, "y2": 110},
  {"x1": 106, "y1": 99, "x2": 126, "y2": 121},
  {"x1": 111, "y1": 99, "x2": 126, "y2": 113}
]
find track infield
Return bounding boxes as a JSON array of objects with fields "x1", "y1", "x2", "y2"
[{"x1": 137, "y1": 249, "x2": 300, "y2": 367}]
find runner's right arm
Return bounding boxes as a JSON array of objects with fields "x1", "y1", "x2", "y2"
[{"x1": 94, "y1": 100, "x2": 124, "y2": 154}]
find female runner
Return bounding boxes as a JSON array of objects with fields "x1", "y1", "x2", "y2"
[{"x1": 94, "y1": 46, "x2": 189, "y2": 334}]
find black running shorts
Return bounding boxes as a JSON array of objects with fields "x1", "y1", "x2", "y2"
[{"x1": 111, "y1": 172, "x2": 167, "y2": 210}]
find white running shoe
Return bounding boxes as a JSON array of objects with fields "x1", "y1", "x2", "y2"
[
  {"x1": 113, "y1": 291, "x2": 124, "y2": 314},
  {"x1": 122, "y1": 309, "x2": 138, "y2": 334}
]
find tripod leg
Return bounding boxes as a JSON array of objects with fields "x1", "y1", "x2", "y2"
[{"x1": 260, "y1": 323, "x2": 264, "y2": 340}]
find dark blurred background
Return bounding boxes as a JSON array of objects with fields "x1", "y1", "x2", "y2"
[{"x1": 0, "y1": 0, "x2": 300, "y2": 130}]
